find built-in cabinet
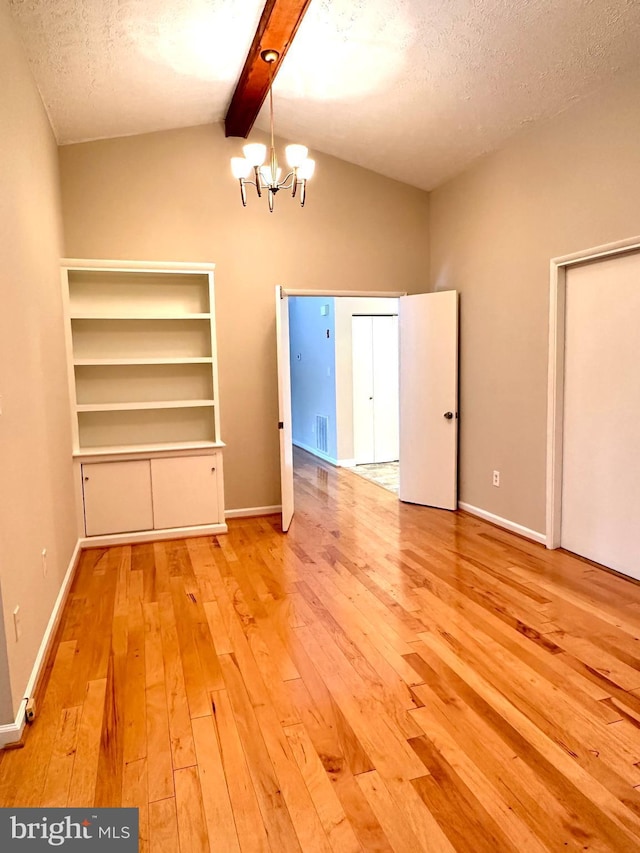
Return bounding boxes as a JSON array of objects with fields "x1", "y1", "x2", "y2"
[
  {"x1": 61, "y1": 259, "x2": 227, "y2": 543},
  {"x1": 82, "y1": 452, "x2": 223, "y2": 536}
]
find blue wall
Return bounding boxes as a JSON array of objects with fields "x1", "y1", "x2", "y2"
[{"x1": 289, "y1": 296, "x2": 338, "y2": 461}]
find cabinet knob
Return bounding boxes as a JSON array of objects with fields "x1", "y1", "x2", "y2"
[
  {"x1": 211, "y1": 467, "x2": 216, "y2": 472},
  {"x1": 84, "y1": 476, "x2": 89, "y2": 481}
]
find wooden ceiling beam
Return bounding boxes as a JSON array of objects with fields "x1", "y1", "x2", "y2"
[{"x1": 225, "y1": 0, "x2": 312, "y2": 138}]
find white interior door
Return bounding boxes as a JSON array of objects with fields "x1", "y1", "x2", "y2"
[
  {"x1": 372, "y1": 315, "x2": 399, "y2": 462},
  {"x1": 561, "y1": 252, "x2": 640, "y2": 579},
  {"x1": 399, "y1": 291, "x2": 458, "y2": 509},
  {"x1": 276, "y1": 286, "x2": 294, "y2": 532},
  {"x1": 352, "y1": 316, "x2": 375, "y2": 463}
]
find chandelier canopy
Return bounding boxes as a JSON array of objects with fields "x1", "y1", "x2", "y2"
[{"x1": 230, "y1": 50, "x2": 315, "y2": 213}]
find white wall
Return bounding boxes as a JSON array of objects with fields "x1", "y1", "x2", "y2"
[
  {"x1": 0, "y1": 0, "x2": 76, "y2": 718},
  {"x1": 334, "y1": 298, "x2": 399, "y2": 463}
]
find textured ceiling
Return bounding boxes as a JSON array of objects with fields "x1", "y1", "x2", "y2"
[{"x1": 8, "y1": 0, "x2": 640, "y2": 190}]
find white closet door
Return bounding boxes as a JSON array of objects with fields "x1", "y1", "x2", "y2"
[
  {"x1": 352, "y1": 316, "x2": 375, "y2": 463},
  {"x1": 372, "y1": 315, "x2": 399, "y2": 462},
  {"x1": 352, "y1": 315, "x2": 399, "y2": 464},
  {"x1": 562, "y1": 252, "x2": 640, "y2": 579}
]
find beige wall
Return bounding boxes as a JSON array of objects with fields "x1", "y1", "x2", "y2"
[
  {"x1": 0, "y1": 0, "x2": 76, "y2": 718},
  {"x1": 59, "y1": 125, "x2": 430, "y2": 510},
  {"x1": 429, "y1": 74, "x2": 640, "y2": 534}
]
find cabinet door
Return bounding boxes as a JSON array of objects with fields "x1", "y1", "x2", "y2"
[
  {"x1": 151, "y1": 455, "x2": 219, "y2": 530},
  {"x1": 83, "y1": 460, "x2": 153, "y2": 535}
]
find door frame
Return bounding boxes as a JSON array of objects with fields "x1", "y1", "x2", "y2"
[
  {"x1": 277, "y1": 288, "x2": 406, "y2": 520},
  {"x1": 283, "y1": 289, "x2": 406, "y2": 298},
  {"x1": 546, "y1": 234, "x2": 640, "y2": 548}
]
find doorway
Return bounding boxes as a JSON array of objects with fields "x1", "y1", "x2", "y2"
[
  {"x1": 277, "y1": 288, "x2": 459, "y2": 531},
  {"x1": 547, "y1": 236, "x2": 640, "y2": 580},
  {"x1": 286, "y1": 295, "x2": 400, "y2": 469}
]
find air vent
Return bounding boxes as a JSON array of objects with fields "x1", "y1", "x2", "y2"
[{"x1": 316, "y1": 415, "x2": 328, "y2": 453}]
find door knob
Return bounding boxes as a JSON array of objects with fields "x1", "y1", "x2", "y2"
[{"x1": 444, "y1": 411, "x2": 454, "y2": 420}]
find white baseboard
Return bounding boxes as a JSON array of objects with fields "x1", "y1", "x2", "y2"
[
  {"x1": 292, "y1": 440, "x2": 355, "y2": 468},
  {"x1": 79, "y1": 523, "x2": 228, "y2": 548},
  {"x1": 1, "y1": 518, "x2": 239, "y2": 749},
  {"x1": 0, "y1": 539, "x2": 83, "y2": 749},
  {"x1": 225, "y1": 506, "x2": 281, "y2": 519},
  {"x1": 0, "y1": 701, "x2": 27, "y2": 750},
  {"x1": 292, "y1": 440, "x2": 338, "y2": 466},
  {"x1": 458, "y1": 502, "x2": 546, "y2": 545}
]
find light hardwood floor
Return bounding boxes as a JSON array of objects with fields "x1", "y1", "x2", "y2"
[{"x1": 2, "y1": 448, "x2": 640, "y2": 851}]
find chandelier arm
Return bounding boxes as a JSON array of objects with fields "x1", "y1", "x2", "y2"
[
  {"x1": 276, "y1": 171, "x2": 296, "y2": 190},
  {"x1": 253, "y1": 166, "x2": 263, "y2": 197}
]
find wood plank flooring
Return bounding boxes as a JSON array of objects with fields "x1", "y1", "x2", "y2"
[{"x1": 3, "y1": 447, "x2": 640, "y2": 851}]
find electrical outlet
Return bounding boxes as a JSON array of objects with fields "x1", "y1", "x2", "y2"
[
  {"x1": 13, "y1": 606, "x2": 21, "y2": 642},
  {"x1": 41, "y1": 548, "x2": 47, "y2": 577},
  {"x1": 492, "y1": 470, "x2": 500, "y2": 487}
]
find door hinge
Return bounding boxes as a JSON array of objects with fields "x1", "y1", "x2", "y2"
[{"x1": 278, "y1": 421, "x2": 284, "y2": 429}]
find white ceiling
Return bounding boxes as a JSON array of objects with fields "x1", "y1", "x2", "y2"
[{"x1": 8, "y1": 0, "x2": 640, "y2": 190}]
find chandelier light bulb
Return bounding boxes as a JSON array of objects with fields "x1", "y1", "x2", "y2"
[
  {"x1": 298, "y1": 158, "x2": 315, "y2": 180},
  {"x1": 231, "y1": 157, "x2": 251, "y2": 179},
  {"x1": 285, "y1": 144, "x2": 309, "y2": 168},
  {"x1": 242, "y1": 143, "x2": 267, "y2": 167},
  {"x1": 260, "y1": 164, "x2": 282, "y2": 186}
]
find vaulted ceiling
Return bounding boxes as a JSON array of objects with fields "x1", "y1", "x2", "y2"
[{"x1": 8, "y1": 0, "x2": 640, "y2": 190}]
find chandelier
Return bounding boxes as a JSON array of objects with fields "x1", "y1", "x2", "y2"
[{"x1": 230, "y1": 49, "x2": 315, "y2": 213}]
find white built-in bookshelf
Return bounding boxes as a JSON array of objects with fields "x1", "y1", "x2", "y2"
[{"x1": 61, "y1": 259, "x2": 226, "y2": 542}]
